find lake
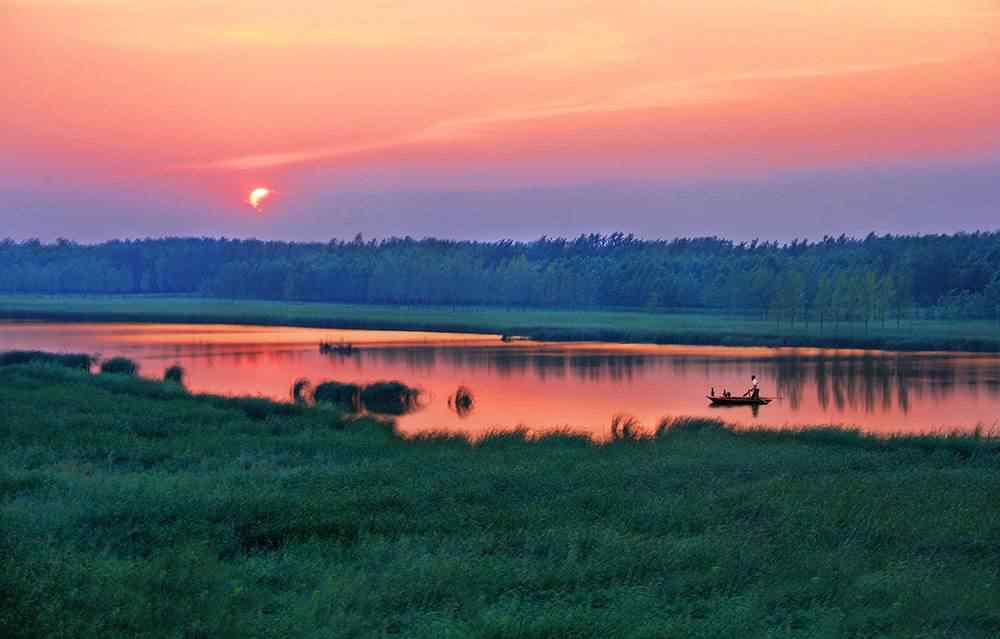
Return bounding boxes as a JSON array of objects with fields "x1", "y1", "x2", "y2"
[{"x1": 3, "y1": 321, "x2": 999, "y2": 438}]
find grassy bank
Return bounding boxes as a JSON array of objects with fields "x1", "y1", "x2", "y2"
[
  {"x1": 2, "y1": 294, "x2": 1000, "y2": 352},
  {"x1": 2, "y1": 360, "x2": 999, "y2": 637}
]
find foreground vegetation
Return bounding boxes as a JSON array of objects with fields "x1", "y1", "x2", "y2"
[
  {"x1": 3, "y1": 293, "x2": 1000, "y2": 352},
  {"x1": 2, "y1": 359, "x2": 999, "y2": 638}
]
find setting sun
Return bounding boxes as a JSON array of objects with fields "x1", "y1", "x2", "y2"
[{"x1": 248, "y1": 187, "x2": 271, "y2": 211}]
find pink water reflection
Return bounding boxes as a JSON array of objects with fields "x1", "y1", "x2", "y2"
[{"x1": 2, "y1": 321, "x2": 999, "y2": 439}]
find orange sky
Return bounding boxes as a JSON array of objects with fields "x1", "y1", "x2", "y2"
[
  {"x1": 3, "y1": 1, "x2": 1000, "y2": 231},
  {"x1": 2, "y1": 0, "x2": 1000, "y2": 170}
]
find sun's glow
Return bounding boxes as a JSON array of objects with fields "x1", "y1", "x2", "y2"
[
  {"x1": 5, "y1": 1, "x2": 1000, "y2": 199},
  {"x1": 248, "y1": 187, "x2": 271, "y2": 210}
]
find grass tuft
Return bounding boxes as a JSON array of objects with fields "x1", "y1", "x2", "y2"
[{"x1": 609, "y1": 414, "x2": 645, "y2": 442}]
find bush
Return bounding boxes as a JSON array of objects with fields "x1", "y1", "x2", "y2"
[
  {"x1": 360, "y1": 381, "x2": 420, "y2": 415},
  {"x1": 449, "y1": 385, "x2": 475, "y2": 417},
  {"x1": 99, "y1": 357, "x2": 138, "y2": 376},
  {"x1": 313, "y1": 381, "x2": 361, "y2": 411},
  {"x1": 311, "y1": 380, "x2": 420, "y2": 414},
  {"x1": 164, "y1": 365, "x2": 185, "y2": 385},
  {"x1": 291, "y1": 378, "x2": 313, "y2": 404},
  {"x1": 0, "y1": 350, "x2": 93, "y2": 370}
]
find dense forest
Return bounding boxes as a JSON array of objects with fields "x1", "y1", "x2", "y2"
[{"x1": 3, "y1": 233, "x2": 1000, "y2": 321}]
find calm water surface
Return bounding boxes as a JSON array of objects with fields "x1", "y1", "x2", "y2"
[{"x1": 3, "y1": 321, "x2": 999, "y2": 438}]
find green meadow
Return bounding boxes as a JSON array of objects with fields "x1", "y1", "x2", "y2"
[
  {"x1": 2, "y1": 294, "x2": 1000, "y2": 351},
  {"x1": 2, "y1": 358, "x2": 999, "y2": 638}
]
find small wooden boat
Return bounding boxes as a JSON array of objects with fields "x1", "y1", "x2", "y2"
[{"x1": 707, "y1": 396, "x2": 771, "y2": 406}]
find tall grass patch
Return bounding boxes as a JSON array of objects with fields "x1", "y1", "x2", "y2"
[{"x1": 1, "y1": 360, "x2": 999, "y2": 638}]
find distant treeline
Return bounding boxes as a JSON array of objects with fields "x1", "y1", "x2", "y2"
[{"x1": 3, "y1": 233, "x2": 1000, "y2": 320}]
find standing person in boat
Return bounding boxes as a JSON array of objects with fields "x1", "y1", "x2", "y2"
[{"x1": 743, "y1": 375, "x2": 760, "y2": 399}]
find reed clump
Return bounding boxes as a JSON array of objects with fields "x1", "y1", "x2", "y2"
[{"x1": 609, "y1": 414, "x2": 644, "y2": 442}]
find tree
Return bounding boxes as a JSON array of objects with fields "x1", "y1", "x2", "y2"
[
  {"x1": 878, "y1": 274, "x2": 895, "y2": 328},
  {"x1": 814, "y1": 275, "x2": 833, "y2": 330},
  {"x1": 984, "y1": 274, "x2": 1000, "y2": 327},
  {"x1": 891, "y1": 268, "x2": 914, "y2": 328},
  {"x1": 832, "y1": 272, "x2": 852, "y2": 327},
  {"x1": 750, "y1": 265, "x2": 776, "y2": 320},
  {"x1": 1, "y1": 232, "x2": 999, "y2": 319},
  {"x1": 861, "y1": 271, "x2": 879, "y2": 331}
]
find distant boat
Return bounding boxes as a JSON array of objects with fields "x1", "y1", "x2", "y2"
[
  {"x1": 319, "y1": 342, "x2": 358, "y2": 355},
  {"x1": 707, "y1": 396, "x2": 771, "y2": 406}
]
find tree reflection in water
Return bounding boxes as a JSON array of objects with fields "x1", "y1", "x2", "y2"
[
  {"x1": 352, "y1": 346, "x2": 1000, "y2": 419},
  {"x1": 10, "y1": 317, "x2": 1000, "y2": 434}
]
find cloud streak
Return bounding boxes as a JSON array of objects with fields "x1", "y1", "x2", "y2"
[{"x1": 173, "y1": 51, "x2": 999, "y2": 174}]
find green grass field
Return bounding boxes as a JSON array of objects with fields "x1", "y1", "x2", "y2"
[
  {"x1": 2, "y1": 294, "x2": 1000, "y2": 351},
  {"x1": 2, "y1": 360, "x2": 999, "y2": 638}
]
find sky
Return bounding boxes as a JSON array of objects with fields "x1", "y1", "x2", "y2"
[{"x1": 3, "y1": 0, "x2": 1000, "y2": 242}]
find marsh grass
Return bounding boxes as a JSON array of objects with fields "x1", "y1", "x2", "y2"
[
  {"x1": 0, "y1": 349, "x2": 93, "y2": 370},
  {"x1": 1, "y1": 358, "x2": 999, "y2": 638},
  {"x1": 655, "y1": 415, "x2": 731, "y2": 437}
]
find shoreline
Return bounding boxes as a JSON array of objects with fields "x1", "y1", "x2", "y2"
[
  {"x1": 2, "y1": 294, "x2": 1000, "y2": 353},
  {"x1": 3, "y1": 357, "x2": 999, "y2": 445}
]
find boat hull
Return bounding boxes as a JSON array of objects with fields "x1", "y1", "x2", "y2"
[{"x1": 707, "y1": 396, "x2": 771, "y2": 406}]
